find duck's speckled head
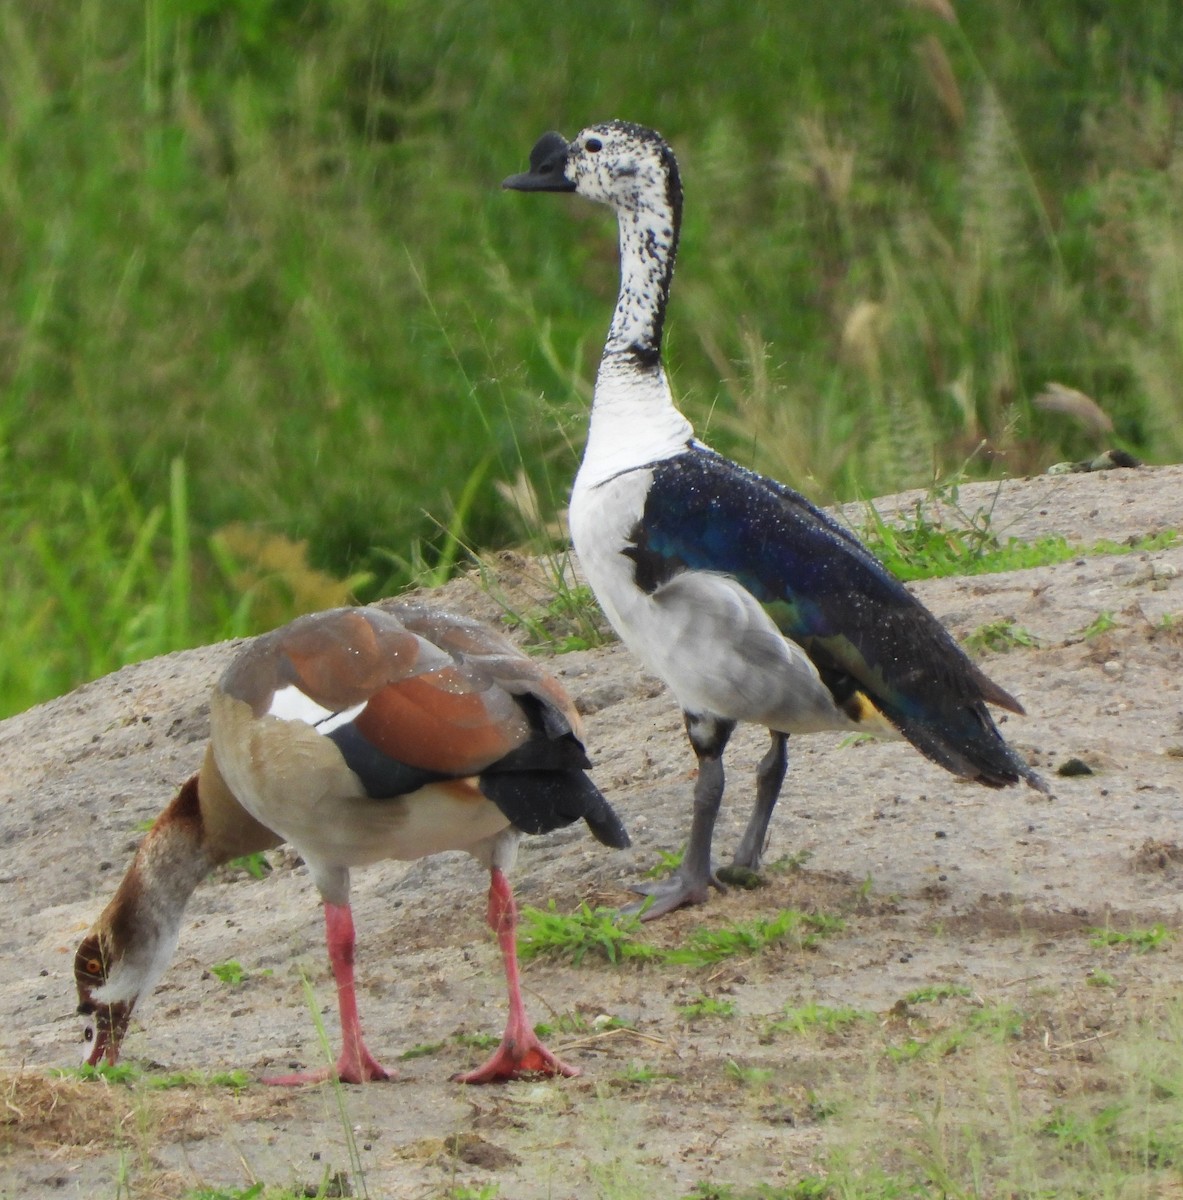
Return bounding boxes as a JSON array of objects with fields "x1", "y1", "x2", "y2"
[{"x1": 504, "y1": 120, "x2": 682, "y2": 221}]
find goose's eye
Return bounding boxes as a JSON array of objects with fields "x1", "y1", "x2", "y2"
[{"x1": 584, "y1": 137, "x2": 603, "y2": 153}]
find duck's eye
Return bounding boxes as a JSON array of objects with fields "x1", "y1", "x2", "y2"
[
  {"x1": 584, "y1": 137, "x2": 603, "y2": 153},
  {"x1": 86, "y1": 958, "x2": 102, "y2": 976}
]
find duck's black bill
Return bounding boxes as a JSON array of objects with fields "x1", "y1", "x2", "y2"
[{"x1": 502, "y1": 131, "x2": 575, "y2": 192}]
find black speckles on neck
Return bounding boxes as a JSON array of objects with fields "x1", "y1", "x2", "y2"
[{"x1": 626, "y1": 343, "x2": 662, "y2": 369}]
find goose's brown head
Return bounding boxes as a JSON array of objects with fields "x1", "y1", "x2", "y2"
[{"x1": 74, "y1": 930, "x2": 133, "y2": 1067}]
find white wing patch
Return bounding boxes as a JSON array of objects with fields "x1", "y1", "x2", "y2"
[
  {"x1": 268, "y1": 687, "x2": 366, "y2": 735},
  {"x1": 268, "y1": 685, "x2": 336, "y2": 727}
]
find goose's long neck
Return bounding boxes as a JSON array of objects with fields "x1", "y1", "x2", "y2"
[
  {"x1": 92, "y1": 774, "x2": 217, "y2": 1005},
  {"x1": 580, "y1": 187, "x2": 693, "y2": 488},
  {"x1": 93, "y1": 748, "x2": 278, "y2": 1005}
]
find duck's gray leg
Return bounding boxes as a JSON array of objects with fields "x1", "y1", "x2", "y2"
[
  {"x1": 623, "y1": 712, "x2": 736, "y2": 921},
  {"x1": 725, "y1": 731, "x2": 788, "y2": 879}
]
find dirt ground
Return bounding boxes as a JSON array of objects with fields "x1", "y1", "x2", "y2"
[{"x1": 2, "y1": 464, "x2": 1182, "y2": 1199}]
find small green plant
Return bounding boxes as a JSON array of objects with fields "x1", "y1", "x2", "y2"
[
  {"x1": 963, "y1": 618, "x2": 1038, "y2": 653},
  {"x1": 147, "y1": 1068, "x2": 252, "y2": 1091},
  {"x1": 446, "y1": 1185, "x2": 501, "y2": 1200},
  {"x1": 904, "y1": 983, "x2": 972, "y2": 1004},
  {"x1": 1041, "y1": 1103, "x2": 1123, "y2": 1147},
  {"x1": 518, "y1": 902, "x2": 657, "y2": 965},
  {"x1": 642, "y1": 846, "x2": 685, "y2": 879},
  {"x1": 55, "y1": 1063, "x2": 251, "y2": 1090},
  {"x1": 767, "y1": 849, "x2": 813, "y2": 873},
  {"x1": 210, "y1": 960, "x2": 248, "y2": 987},
  {"x1": 398, "y1": 1040, "x2": 445, "y2": 1060},
  {"x1": 1080, "y1": 610, "x2": 1119, "y2": 639},
  {"x1": 1089, "y1": 923, "x2": 1172, "y2": 952},
  {"x1": 616, "y1": 1062, "x2": 673, "y2": 1086},
  {"x1": 53, "y1": 1062, "x2": 139, "y2": 1085},
  {"x1": 678, "y1": 994, "x2": 738, "y2": 1020},
  {"x1": 684, "y1": 1185, "x2": 831, "y2": 1200},
  {"x1": 1087, "y1": 970, "x2": 1117, "y2": 988},
  {"x1": 861, "y1": 493, "x2": 1179, "y2": 584},
  {"x1": 766, "y1": 1002, "x2": 872, "y2": 1036},
  {"x1": 665, "y1": 910, "x2": 844, "y2": 968},
  {"x1": 964, "y1": 1003, "x2": 1024, "y2": 1042},
  {"x1": 534, "y1": 1011, "x2": 632, "y2": 1039},
  {"x1": 726, "y1": 1060, "x2": 774, "y2": 1090},
  {"x1": 489, "y1": 553, "x2": 610, "y2": 655},
  {"x1": 452, "y1": 1030, "x2": 500, "y2": 1051},
  {"x1": 885, "y1": 1003, "x2": 1023, "y2": 1061},
  {"x1": 185, "y1": 1185, "x2": 266, "y2": 1200},
  {"x1": 225, "y1": 851, "x2": 272, "y2": 880}
]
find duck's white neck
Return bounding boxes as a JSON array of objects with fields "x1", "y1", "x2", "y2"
[{"x1": 578, "y1": 193, "x2": 693, "y2": 489}]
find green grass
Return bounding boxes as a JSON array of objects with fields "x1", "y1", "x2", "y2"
[
  {"x1": 55, "y1": 1063, "x2": 251, "y2": 1090},
  {"x1": 884, "y1": 1002, "x2": 1026, "y2": 1064},
  {"x1": 766, "y1": 1002, "x2": 873, "y2": 1037},
  {"x1": 859, "y1": 489, "x2": 1178, "y2": 584},
  {"x1": 185, "y1": 1181, "x2": 352, "y2": 1200},
  {"x1": 209, "y1": 960, "x2": 249, "y2": 987},
  {"x1": 517, "y1": 901, "x2": 658, "y2": 966},
  {"x1": 4, "y1": 3, "x2": 1183, "y2": 719},
  {"x1": 1089, "y1": 923, "x2": 1172, "y2": 953},
  {"x1": 963, "y1": 618, "x2": 1039, "y2": 654},
  {"x1": 518, "y1": 903, "x2": 843, "y2": 968},
  {"x1": 903, "y1": 983, "x2": 972, "y2": 1005},
  {"x1": 677, "y1": 994, "x2": 738, "y2": 1021}
]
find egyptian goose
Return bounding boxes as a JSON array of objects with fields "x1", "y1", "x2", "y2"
[
  {"x1": 504, "y1": 120, "x2": 1046, "y2": 919},
  {"x1": 75, "y1": 601, "x2": 628, "y2": 1083}
]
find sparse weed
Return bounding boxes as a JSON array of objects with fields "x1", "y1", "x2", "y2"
[
  {"x1": 398, "y1": 1040, "x2": 446, "y2": 1060},
  {"x1": 766, "y1": 1002, "x2": 872, "y2": 1036},
  {"x1": 1079, "y1": 610, "x2": 1119, "y2": 639},
  {"x1": 903, "y1": 983, "x2": 972, "y2": 1004},
  {"x1": 224, "y1": 852, "x2": 272, "y2": 880},
  {"x1": 1042, "y1": 1103, "x2": 1123, "y2": 1148},
  {"x1": 533, "y1": 1011, "x2": 621, "y2": 1038},
  {"x1": 519, "y1": 904, "x2": 843, "y2": 970},
  {"x1": 209, "y1": 961, "x2": 249, "y2": 987},
  {"x1": 767, "y1": 850, "x2": 813, "y2": 874},
  {"x1": 677, "y1": 995, "x2": 738, "y2": 1020},
  {"x1": 52, "y1": 1062, "x2": 140, "y2": 1085},
  {"x1": 54, "y1": 1063, "x2": 251, "y2": 1090},
  {"x1": 446, "y1": 1185, "x2": 501, "y2": 1200},
  {"x1": 615, "y1": 1062, "x2": 673, "y2": 1086},
  {"x1": 664, "y1": 910, "x2": 844, "y2": 968},
  {"x1": 518, "y1": 902, "x2": 656, "y2": 966},
  {"x1": 643, "y1": 846, "x2": 686, "y2": 880},
  {"x1": 861, "y1": 491, "x2": 1178, "y2": 585},
  {"x1": 726, "y1": 1061, "x2": 775, "y2": 1090},
  {"x1": 683, "y1": 1182, "x2": 831, "y2": 1199},
  {"x1": 452, "y1": 1031, "x2": 500, "y2": 1051},
  {"x1": 488, "y1": 554, "x2": 610, "y2": 655},
  {"x1": 185, "y1": 1186, "x2": 266, "y2": 1200},
  {"x1": 963, "y1": 618, "x2": 1039, "y2": 653},
  {"x1": 1089, "y1": 923, "x2": 1172, "y2": 952},
  {"x1": 885, "y1": 1003, "x2": 1023, "y2": 1061}
]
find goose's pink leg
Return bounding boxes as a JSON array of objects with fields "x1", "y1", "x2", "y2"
[
  {"x1": 265, "y1": 902, "x2": 392, "y2": 1086},
  {"x1": 453, "y1": 867, "x2": 579, "y2": 1083}
]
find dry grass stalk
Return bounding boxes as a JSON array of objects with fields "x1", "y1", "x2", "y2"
[{"x1": 1033, "y1": 382, "x2": 1115, "y2": 437}]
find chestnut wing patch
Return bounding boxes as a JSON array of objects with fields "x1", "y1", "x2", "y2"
[{"x1": 353, "y1": 671, "x2": 526, "y2": 776}]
